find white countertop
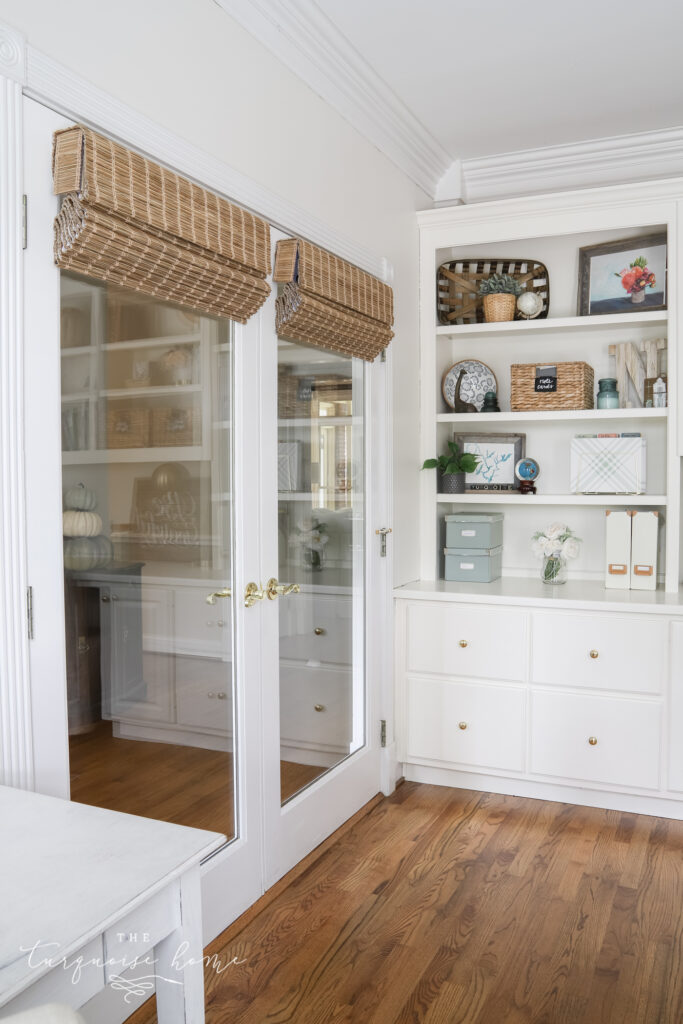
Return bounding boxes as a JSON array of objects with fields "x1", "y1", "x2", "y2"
[
  {"x1": 394, "y1": 577, "x2": 683, "y2": 615},
  {"x1": 0, "y1": 786, "x2": 224, "y2": 1005}
]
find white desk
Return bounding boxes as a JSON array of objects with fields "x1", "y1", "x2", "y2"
[{"x1": 0, "y1": 786, "x2": 224, "y2": 1022}]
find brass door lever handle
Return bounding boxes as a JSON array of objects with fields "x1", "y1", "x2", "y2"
[
  {"x1": 244, "y1": 582, "x2": 266, "y2": 608},
  {"x1": 206, "y1": 588, "x2": 232, "y2": 605},
  {"x1": 265, "y1": 578, "x2": 301, "y2": 601}
]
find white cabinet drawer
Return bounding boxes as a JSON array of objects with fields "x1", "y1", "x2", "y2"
[
  {"x1": 406, "y1": 676, "x2": 525, "y2": 772},
  {"x1": 280, "y1": 664, "x2": 352, "y2": 748},
  {"x1": 531, "y1": 690, "x2": 661, "y2": 789},
  {"x1": 406, "y1": 602, "x2": 526, "y2": 681},
  {"x1": 668, "y1": 622, "x2": 683, "y2": 791},
  {"x1": 280, "y1": 593, "x2": 352, "y2": 665},
  {"x1": 175, "y1": 655, "x2": 232, "y2": 732},
  {"x1": 531, "y1": 611, "x2": 666, "y2": 694},
  {"x1": 173, "y1": 585, "x2": 232, "y2": 657}
]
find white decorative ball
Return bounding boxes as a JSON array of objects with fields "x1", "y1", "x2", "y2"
[{"x1": 517, "y1": 291, "x2": 544, "y2": 319}]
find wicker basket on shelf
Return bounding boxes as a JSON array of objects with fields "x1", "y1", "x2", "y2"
[
  {"x1": 151, "y1": 407, "x2": 198, "y2": 447},
  {"x1": 437, "y1": 258, "x2": 550, "y2": 325},
  {"x1": 510, "y1": 361, "x2": 594, "y2": 411},
  {"x1": 106, "y1": 407, "x2": 150, "y2": 448}
]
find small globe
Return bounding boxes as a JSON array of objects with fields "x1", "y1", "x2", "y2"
[
  {"x1": 152, "y1": 461, "x2": 190, "y2": 492},
  {"x1": 517, "y1": 291, "x2": 544, "y2": 319}
]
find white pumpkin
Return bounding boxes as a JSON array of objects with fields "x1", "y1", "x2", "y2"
[
  {"x1": 63, "y1": 510, "x2": 102, "y2": 537},
  {"x1": 64, "y1": 482, "x2": 97, "y2": 511},
  {"x1": 63, "y1": 535, "x2": 113, "y2": 570}
]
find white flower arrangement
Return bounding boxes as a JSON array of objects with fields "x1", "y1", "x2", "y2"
[{"x1": 532, "y1": 522, "x2": 581, "y2": 583}]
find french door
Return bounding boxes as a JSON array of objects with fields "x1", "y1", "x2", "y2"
[{"x1": 22, "y1": 98, "x2": 387, "y2": 944}]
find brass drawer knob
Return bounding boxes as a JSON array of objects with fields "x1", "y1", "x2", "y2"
[
  {"x1": 589, "y1": 650, "x2": 599, "y2": 659},
  {"x1": 458, "y1": 721, "x2": 468, "y2": 730},
  {"x1": 314, "y1": 627, "x2": 326, "y2": 636},
  {"x1": 208, "y1": 692, "x2": 215, "y2": 698},
  {"x1": 314, "y1": 704, "x2": 326, "y2": 712},
  {"x1": 217, "y1": 692, "x2": 227, "y2": 700},
  {"x1": 588, "y1": 736, "x2": 598, "y2": 746},
  {"x1": 458, "y1": 640, "x2": 468, "y2": 649}
]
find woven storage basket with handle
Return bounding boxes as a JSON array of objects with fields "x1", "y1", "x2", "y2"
[
  {"x1": 510, "y1": 362, "x2": 594, "y2": 411},
  {"x1": 106, "y1": 407, "x2": 150, "y2": 448},
  {"x1": 152, "y1": 407, "x2": 199, "y2": 447},
  {"x1": 437, "y1": 258, "x2": 550, "y2": 325}
]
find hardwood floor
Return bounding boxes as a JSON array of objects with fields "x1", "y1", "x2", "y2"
[
  {"x1": 129, "y1": 782, "x2": 683, "y2": 1023},
  {"x1": 69, "y1": 721, "x2": 325, "y2": 835}
]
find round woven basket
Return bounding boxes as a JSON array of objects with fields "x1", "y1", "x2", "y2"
[{"x1": 483, "y1": 293, "x2": 516, "y2": 322}]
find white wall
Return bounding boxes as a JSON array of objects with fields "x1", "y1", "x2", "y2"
[{"x1": 0, "y1": 0, "x2": 426, "y2": 585}]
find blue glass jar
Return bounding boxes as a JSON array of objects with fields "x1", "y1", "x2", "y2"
[{"x1": 597, "y1": 378, "x2": 619, "y2": 409}]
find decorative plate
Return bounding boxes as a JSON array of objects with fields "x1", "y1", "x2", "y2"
[{"x1": 442, "y1": 360, "x2": 498, "y2": 411}]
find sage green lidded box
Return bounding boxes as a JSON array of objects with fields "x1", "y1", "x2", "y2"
[
  {"x1": 445, "y1": 512, "x2": 504, "y2": 551},
  {"x1": 444, "y1": 546, "x2": 502, "y2": 583}
]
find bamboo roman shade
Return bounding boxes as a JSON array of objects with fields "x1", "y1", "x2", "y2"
[
  {"x1": 52, "y1": 126, "x2": 271, "y2": 322},
  {"x1": 273, "y1": 238, "x2": 394, "y2": 361}
]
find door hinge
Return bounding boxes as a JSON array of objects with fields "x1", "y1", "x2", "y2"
[
  {"x1": 380, "y1": 719, "x2": 387, "y2": 747},
  {"x1": 26, "y1": 586, "x2": 34, "y2": 640},
  {"x1": 375, "y1": 527, "x2": 392, "y2": 557},
  {"x1": 380, "y1": 348, "x2": 387, "y2": 362},
  {"x1": 22, "y1": 195, "x2": 27, "y2": 250}
]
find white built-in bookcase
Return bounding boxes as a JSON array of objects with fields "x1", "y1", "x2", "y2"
[{"x1": 418, "y1": 180, "x2": 683, "y2": 594}]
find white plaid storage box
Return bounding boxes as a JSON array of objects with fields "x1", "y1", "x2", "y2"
[{"x1": 570, "y1": 437, "x2": 647, "y2": 494}]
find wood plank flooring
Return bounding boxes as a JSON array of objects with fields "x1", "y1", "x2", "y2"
[
  {"x1": 69, "y1": 721, "x2": 325, "y2": 835},
  {"x1": 129, "y1": 782, "x2": 683, "y2": 1023}
]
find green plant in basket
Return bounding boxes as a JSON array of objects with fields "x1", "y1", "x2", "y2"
[{"x1": 478, "y1": 273, "x2": 523, "y2": 296}]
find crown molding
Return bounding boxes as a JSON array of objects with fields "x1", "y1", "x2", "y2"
[
  {"x1": 213, "y1": 0, "x2": 450, "y2": 199},
  {"x1": 458, "y1": 126, "x2": 683, "y2": 203},
  {"x1": 0, "y1": 20, "x2": 25, "y2": 85},
  {"x1": 22, "y1": 43, "x2": 391, "y2": 281}
]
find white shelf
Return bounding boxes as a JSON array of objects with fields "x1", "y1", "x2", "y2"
[
  {"x1": 437, "y1": 407, "x2": 668, "y2": 425},
  {"x1": 61, "y1": 346, "x2": 94, "y2": 357},
  {"x1": 62, "y1": 446, "x2": 207, "y2": 464},
  {"x1": 279, "y1": 491, "x2": 355, "y2": 502},
  {"x1": 436, "y1": 310, "x2": 668, "y2": 338},
  {"x1": 436, "y1": 492, "x2": 667, "y2": 506},
  {"x1": 101, "y1": 384, "x2": 201, "y2": 398},
  {"x1": 62, "y1": 392, "x2": 92, "y2": 402},
  {"x1": 394, "y1": 578, "x2": 683, "y2": 614},
  {"x1": 101, "y1": 333, "x2": 200, "y2": 351},
  {"x1": 278, "y1": 417, "x2": 357, "y2": 427}
]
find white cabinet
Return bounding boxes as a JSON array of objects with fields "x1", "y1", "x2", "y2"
[
  {"x1": 397, "y1": 592, "x2": 683, "y2": 817},
  {"x1": 406, "y1": 676, "x2": 525, "y2": 772},
  {"x1": 406, "y1": 602, "x2": 526, "y2": 681},
  {"x1": 530, "y1": 689, "x2": 661, "y2": 790},
  {"x1": 531, "y1": 611, "x2": 666, "y2": 694}
]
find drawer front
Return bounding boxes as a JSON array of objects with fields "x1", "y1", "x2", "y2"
[
  {"x1": 406, "y1": 676, "x2": 525, "y2": 772},
  {"x1": 531, "y1": 690, "x2": 661, "y2": 789},
  {"x1": 406, "y1": 602, "x2": 526, "y2": 681},
  {"x1": 531, "y1": 611, "x2": 666, "y2": 694},
  {"x1": 173, "y1": 585, "x2": 232, "y2": 657},
  {"x1": 668, "y1": 622, "x2": 683, "y2": 791},
  {"x1": 175, "y1": 655, "x2": 232, "y2": 731},
  {"x1": 280, "y1": 664, "x2": 352, "y2": 748},
  {"x1": 280, "y1": 593, "x2": 352, "y2": 665}
]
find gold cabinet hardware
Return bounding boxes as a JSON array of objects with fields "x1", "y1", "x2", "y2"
[
  {"x1": 208, "y1": 692, "x2": 215, "y2": 698},
  {"x1": 77, "y1": 636, "x2": 90, "y2": 654},
  {"x1": 206, "y1": 587, "x2": 232, "y2": 605},
  {"x1": 314, "y1": 704, "x2": 326, "y2": 712},
  {"x1": 588, "y1": 736, "x2": 598, "y2": 746},
  {"x1": 265, "y1": 577, "x2": 301, "y2": 601},
  {"x1": 314, "y1": 626, "x2": 326, "y2": 636},
  {"x1": 459, "y1": 640, "x2": 468, "y2": 649},
  {"x1": 589, "y1": 649, "x2": 599, "y2": 659},
  {"x1": 101, "y1": 594, "x2": 110, "y2": 603},
  {"x1": 244, "y1": 582, "x2": 265, "y2": 608},
  {"x1": 458, "y1": 721, "x2": 468, "y2": 730},
  {"x1": 375, "y1": 527, "x2": 392, "y2": 557},
  {"x1": 217, "y1": 692, "x2": 227, "y2": 700}
]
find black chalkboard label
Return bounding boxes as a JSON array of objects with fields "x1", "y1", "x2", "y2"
[{"x1": 534, "y1": 365, "x2": 557, "y2": 392}]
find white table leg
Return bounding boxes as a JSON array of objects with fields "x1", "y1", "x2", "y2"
[{"x1": 154, "y1": 867, "x2": 206, "y2": 1024}]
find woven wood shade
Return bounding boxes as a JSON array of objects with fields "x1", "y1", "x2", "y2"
[
  {"x1": 273, "y1": 238, "x2": 393, "y2": 361},
  {"x1": 52, "y1": 126, "x2": 271, "y2": 322}
]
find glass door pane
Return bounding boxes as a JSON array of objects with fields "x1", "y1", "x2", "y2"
[
  {"x1": 61, "y1": 272, "x2": 236, "y2": 840},
  {"x1": 277, "y1": 340, "x2": 365, "y2": 803}
]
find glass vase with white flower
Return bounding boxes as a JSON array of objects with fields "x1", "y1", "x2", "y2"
[{"x1": 532, "y1": 523, "x2": 581, "y2": 585}]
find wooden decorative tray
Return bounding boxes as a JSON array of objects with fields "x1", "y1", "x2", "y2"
[{"x1": 437, "y1": 258, "x2": 550, "y2": 325}]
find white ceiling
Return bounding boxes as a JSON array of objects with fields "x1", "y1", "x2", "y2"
[
  {"x1": 218, "y1": 0, "x2": 683, "y2": 199},
  {"x1": 314, "y1": 0, "x2": 683, "y2": 160}
]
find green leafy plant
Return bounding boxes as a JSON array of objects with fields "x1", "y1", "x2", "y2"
[
  {"x1": 422, "y1": 441, "x2": 480, "y2": 476},
  {"x1": 479, "y1": 273, "x2": 523, "y2": 296}
]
